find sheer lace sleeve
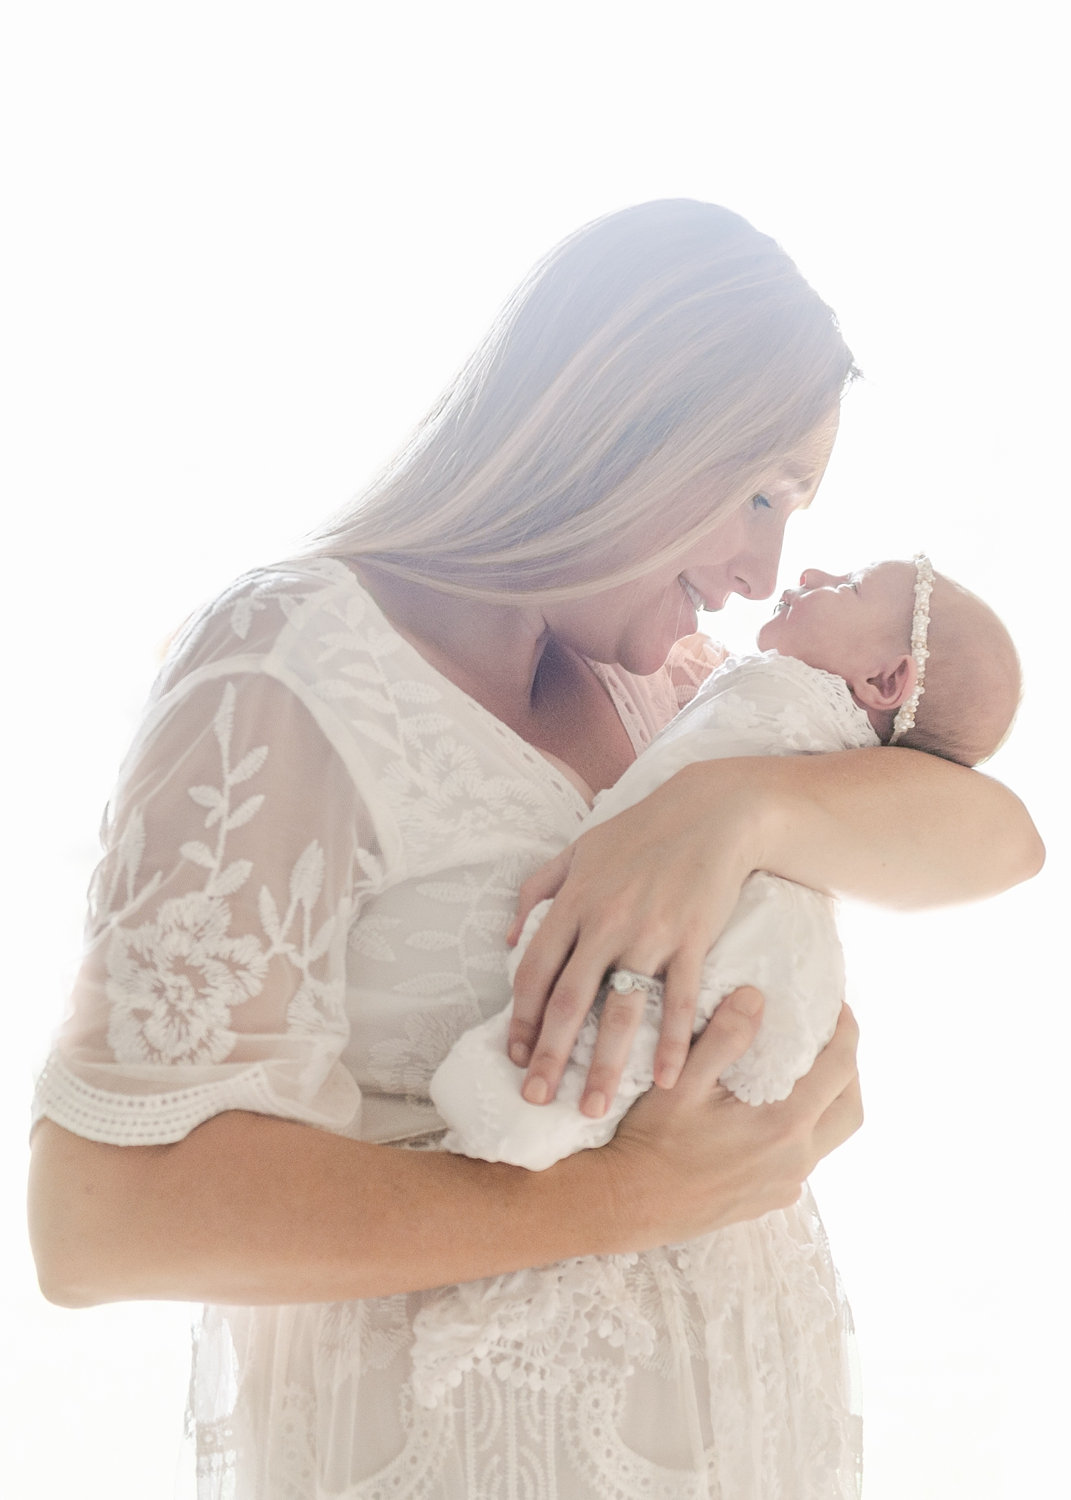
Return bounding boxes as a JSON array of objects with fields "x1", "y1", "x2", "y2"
[{"x1": 33, "y1": 667, "x2": 379, "y2": 1146}]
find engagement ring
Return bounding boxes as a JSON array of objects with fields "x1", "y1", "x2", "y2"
[{"x1": 606, "y1": 967, "x2": 665, "y2": 1000}]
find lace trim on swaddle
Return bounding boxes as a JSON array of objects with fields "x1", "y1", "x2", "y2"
[{"x1": 615, "y1": 650, "x2": 878, "y2": 777}]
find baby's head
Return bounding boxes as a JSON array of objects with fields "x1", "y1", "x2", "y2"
[{"x1": 757, "y1": 556, "x2": 1021, "y2": 766}]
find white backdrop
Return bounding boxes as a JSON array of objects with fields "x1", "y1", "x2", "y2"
[{"x1": 2, "y1": 3, "x2": 1065, "y2": 1496}]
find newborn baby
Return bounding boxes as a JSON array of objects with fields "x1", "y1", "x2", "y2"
[
  {"x1": 412, "y1": 556, "x2": 1021, "y2": 1410},
  {"x1": 430, "y1": 556, "x2": 1022, "y2": 1170}
]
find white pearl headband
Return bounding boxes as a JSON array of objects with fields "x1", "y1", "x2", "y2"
[{"x1": 888, "y1": 553, "x2": 935, "y2": 745}]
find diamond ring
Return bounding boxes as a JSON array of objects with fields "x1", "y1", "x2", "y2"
[{"x1": 606, "y1": 967, "x2": 665, "y2": 1000}]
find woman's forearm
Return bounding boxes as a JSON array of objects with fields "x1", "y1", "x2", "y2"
[
  {"x1": 28, "y1": 996, "x2": 862, "y2": 1309},
  {"x1": 738, "y1": 747, "x2": 1044, "y2": 907},
  {"x1": 28, "y1": 1113, "x2": 627, "y2": 1307}
]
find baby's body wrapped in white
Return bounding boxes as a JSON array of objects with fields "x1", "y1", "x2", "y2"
[
  {"x1": 418, "y1": 649, "x2": 878, "y2": 1404},
  {"x1": 430, "y1": 649, "x2": 878, "y2": 1167}
]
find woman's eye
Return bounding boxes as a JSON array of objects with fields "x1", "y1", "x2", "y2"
[{"x1": 751, "y1": 494, "x2": 772, "y2": 511}]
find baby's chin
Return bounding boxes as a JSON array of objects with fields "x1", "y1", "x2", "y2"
[{"x1": 755, "y1": 617, "x2": 780, "y2": 651}]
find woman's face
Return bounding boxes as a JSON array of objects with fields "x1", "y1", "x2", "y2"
[{"x1": 545, "y1": 416, "x2": 839, "y2": 675}]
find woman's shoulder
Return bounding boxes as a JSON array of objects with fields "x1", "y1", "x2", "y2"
[{"x1": 155, "y1": 556, "x2": 383, "y2": 692}]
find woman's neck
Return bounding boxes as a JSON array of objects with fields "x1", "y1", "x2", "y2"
[
  {"x1": 351, "y1": 564, "x2": 550, "y2": 724},
  {"x1": 350, "y1": 562, "x2": 637, "y2": 791}
]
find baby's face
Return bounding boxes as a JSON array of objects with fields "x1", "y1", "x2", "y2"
[{"x1": 757, "y1": 560, "x2": 915, "y2": 685}]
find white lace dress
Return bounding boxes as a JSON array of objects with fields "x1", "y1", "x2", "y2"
[{"x1": 33, "y1": 561, "x2": 863, "y2": 1500}]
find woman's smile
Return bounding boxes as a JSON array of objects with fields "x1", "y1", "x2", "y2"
[{"x1": 679, "y1": 575, "x2": 709, "y2": 614}]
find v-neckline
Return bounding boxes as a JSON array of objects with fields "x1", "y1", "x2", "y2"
[{"x1": 336, "y1": 562, "x2": 610, "y2": 814}]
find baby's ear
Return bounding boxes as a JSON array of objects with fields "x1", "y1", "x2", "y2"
[{"x1": 855, "y1": 654, "x2": 917, "y2": 712}]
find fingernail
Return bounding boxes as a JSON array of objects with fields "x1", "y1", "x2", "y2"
[
  {"x1": 728, "y1": 989, "x2": 762, "y2": 1016},
  {"x1": 509, "y1": 1041, "x2": 531, "y2": 1067},
  {"x1": 581, "y1": 1090, "x2": 606, "y2": 1119},
  {"x1": 522, "y1": 1076, "x2": 549, "y2": 1105}
]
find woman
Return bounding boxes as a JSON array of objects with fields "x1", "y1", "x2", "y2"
[{"x1": 28, "y1": 201, "x2": 1042, "y2": 1498}]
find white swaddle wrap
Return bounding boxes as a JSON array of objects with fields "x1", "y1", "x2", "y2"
[
  {"x1": 416, "y1": 651, "x2": 877, "y2": 1406},
  {"x1": 430, "y1": 651, "x2": 878, "y2": 1168}
]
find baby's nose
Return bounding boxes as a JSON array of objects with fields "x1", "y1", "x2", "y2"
[{"x1": 799, "y1": 568, "x2": 844, "y2": 589}]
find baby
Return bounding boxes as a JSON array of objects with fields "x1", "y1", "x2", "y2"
[
  {"x1": 429, "y1": 556, "x2": 1022, "y2": 1170},
  {"x1": 412, "y1": 555, "x2": 1020, "y2": 1409}
]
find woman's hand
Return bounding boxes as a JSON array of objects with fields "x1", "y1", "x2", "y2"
[
  {"x1": 508, "y1": 761, "x2": 761, "y2": 1114},
  {"x1": 508, "y1": 746, "x2": 1043, "y2": 1115},
  {"x1": 604, "y1": 995, "x2": 863, "y2": 1243}
]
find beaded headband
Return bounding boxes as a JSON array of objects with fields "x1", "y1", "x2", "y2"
[{"x1": 888, "y1": 553, "x2": 934, "y2": 745}]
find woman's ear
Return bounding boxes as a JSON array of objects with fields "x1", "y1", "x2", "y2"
[{"x1": 853, "y1": 654, "x2": 917, "y2": 712}]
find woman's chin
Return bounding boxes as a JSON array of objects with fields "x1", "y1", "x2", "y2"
[
  {"x1": 624, "y1": 647, "x2": 676, "y2": 676},
  {"x1": 616, "y1": 634, "x2": 688, "y2": 676}
]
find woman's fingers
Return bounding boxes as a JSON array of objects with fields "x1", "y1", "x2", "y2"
[
  {"x1": 652, "y1": 950, "x2": 707, "y2": 1089},
  {"x1": 806, "y1": 1005, "x2": 863, "y2": 1159},
  {"x1": 582, "y1": 949, "x2": 711, "y2": 1106},
  {"x1": 524, "y1": 972, "x2": 761, "y2": 1119},
  {"x1": 669, "y1": 985, "x2": 765, "y2": 1102},
  {"x1": 574, "y1": 983, "x2": 652, "y2": 1118},
  {"x1": 785, "y1": 1002, "x2": 859, "y2": 1120},
  {"x1": 510, "y1": 916, "x2": 719, "y2": 1110},
  {"x1": 813, "y1": 1071, "x2": 864, "y2": 1160},
  {"x1": 761, "y1": 1002, "x2": 862, "y2": 1171},
  {"x1": 507, "y1": 849, "x2": 572, "y2": 947},
  {"x1": 517, "y1": 941, "x2": 656, "y2": 1107},
  {"x1": 507, "y1": 897, "x2": 581, "y2": 1071},
  {"x1": 515, "y1": 917, "x2": 712, "y2": 1112}
]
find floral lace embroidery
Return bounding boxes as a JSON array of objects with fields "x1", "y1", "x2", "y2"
[
  {"x1": 37, "y1": 563, "x2": 862, "y2": 1497},
  {"x1": 103, "y1": 682, "x2": 348, "y2": 1068},
  {"x1": 410, "y1": 1253, "x2": 656, "y2": 1406}
]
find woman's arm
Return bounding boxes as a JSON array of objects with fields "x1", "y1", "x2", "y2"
[
  {"x1": 28, "y1": 993, "x2": 862, "y2": 1307},
  {"x1": 509, "y1": 748, "x2": 1043, "y2": 1111},
  {"x1": 738, "y1": 746, "x2": 1043, "y2": 905}
]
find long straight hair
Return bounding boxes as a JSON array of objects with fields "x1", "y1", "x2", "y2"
[{"x1": 306, "y1": 201, "x2": 857, "y2": 601}]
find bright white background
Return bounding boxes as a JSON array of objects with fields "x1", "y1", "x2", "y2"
[{"x1": 2, "y1": 3, "x2": 1065, "y2": 1496}]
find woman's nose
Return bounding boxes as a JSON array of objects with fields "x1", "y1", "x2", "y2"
[
  {"x1": 733, "y1": 542, "x2": 783, "y2": 600},
  {"x1": 733, "y1": 560, "x2": 778, "y2": 599}
]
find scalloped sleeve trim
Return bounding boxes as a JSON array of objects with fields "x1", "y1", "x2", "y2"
[{"x1": 31, "y1": 1052, "x2": 362, "y2": 1146}]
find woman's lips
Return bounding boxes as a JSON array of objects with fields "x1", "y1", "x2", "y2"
[{"x1": 679, "y1": 576, "x2": 706, "y2": 613}]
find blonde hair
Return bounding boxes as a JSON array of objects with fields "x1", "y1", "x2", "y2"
[
  {"x1": 306, "y1": 200, "x2": 857, "y2": 601},
  {"x1": 897, "y1": 576, "x2": 1022, "y2": 767}
]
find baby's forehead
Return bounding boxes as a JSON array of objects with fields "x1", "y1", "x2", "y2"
[
  {"x1": 855, "y1": 558, "x2": 915, "y2": 592},
  {"x1": 857, "y1": 557, "x2": 911, "y2": 577}
]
